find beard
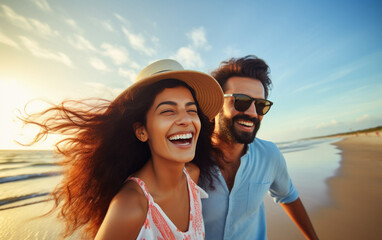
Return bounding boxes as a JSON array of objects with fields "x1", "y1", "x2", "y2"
[{"x1": 217, "y1": 113, "x2": 260, "y2": 144}]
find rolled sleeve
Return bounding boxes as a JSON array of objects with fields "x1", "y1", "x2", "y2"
[{"x1": 270, "y1": 178, "x2": 299, "y2": 203}]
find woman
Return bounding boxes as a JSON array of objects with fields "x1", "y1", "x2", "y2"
[{"x1": 22, "y1": 59, "x2": 223, "y2": 239}]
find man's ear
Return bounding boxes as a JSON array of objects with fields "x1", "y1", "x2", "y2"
[{"x1": 133, "y1": 122, "x2": 148, "y2": 142}]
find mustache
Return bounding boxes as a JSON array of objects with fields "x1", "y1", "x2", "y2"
[{"x1": 232, "y1": 114, "x2": 260, "y2": 125}]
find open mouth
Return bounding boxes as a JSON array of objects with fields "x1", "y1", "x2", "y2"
[
  {"x1": 237, "y1": 120, "x2": 254, "y2": 127},
  {"x1": 168, "y1": 133, "x2": 193, "y2": 145}
]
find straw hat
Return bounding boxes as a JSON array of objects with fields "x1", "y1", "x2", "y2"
[{"x1": 118, "y1": 59, "x2": 223, "y2": 120}]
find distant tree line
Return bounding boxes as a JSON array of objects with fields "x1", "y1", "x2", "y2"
[{"x1": 309, "y1": 125, "x2": 382, "y2": 139}]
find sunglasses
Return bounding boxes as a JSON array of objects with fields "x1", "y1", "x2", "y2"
[{"x1": 224, "y1": 93, "x2": 273, "y2": 115}]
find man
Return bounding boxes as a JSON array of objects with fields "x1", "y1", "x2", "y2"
[{"x1": 200, "y1": 55, "x2": 319, "y2": 239}]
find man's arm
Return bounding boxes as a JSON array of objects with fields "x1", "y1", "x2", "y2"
[{"x1": 280, "y1": 197, "x2": 319, "y2": 240}]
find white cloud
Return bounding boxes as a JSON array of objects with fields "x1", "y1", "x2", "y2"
[
  {"x1": 114, "y1": 13, "x2": 128, "y2": 23},
  {"x1": 101, "y1": 43, "x2": 128, "y2": 65},
  {"x1": 118, "y1": 68, "x2": 137, "y2": 83},
  {"x1": 128, "y1": 61, "x2": 140, "y2": 70},
  {"x1": 356, "y1": 114, "x2": 370, "y2": 123},
  {"x1": 89, "y1": 57, "x2": 111, "y2": 72},
  {"x1": 223, "y1": 46, "x2": 241, "y2": 58},
  {"x1": 122, "y1": 27, "x2": 155, "y2": 56},
  {"x1": 151, "y1": 36, "x2": 159, "y2": 45},
  {"x1": 187, "y1": 27, "x2": 210, "y2": 49},
  {"x1": 172, "y1": 47, "x2": 204, "y2": 68},
  {"x1": 29, "y1": 18, "x2": 59, "y2": 37},
  {"x1": 1, "y1": 5, "x2": 60, "y2": 38},
  {"x1": 84, "y1": 82, "x2": 123, "y2": 99},
  {"x1": 169, "y1": 27, "x2": 211, "y2": 69},
  {"x1": 0, "y1": 32, "x2": 21, "y2": 49},
  {"x1": 1, "y1": 5, "x2": 33, "y2": 30},
  {"x1": 315, "y1": 120, "x2": 340, "y2": 129},
  {"x1": 65, "y1": 18, "x2": 81, "y2": 31},
  {"x1": 19, "y1": 36, "x2": 72, "y2": 66},
  {"x1": 293, "y1": 65, "x2": 359, "y2": 94},
  {"x1": 293, "y1": 80, "x2": 325, "y2": 94},
  {"x1": 31, "y1": 0, "x2": 51, "y2": 12},
  {"x1": 68, "y1": 34, "x2": 96, "y2": 51},
  {"x1": 101, "y1": 20, "x2": 115, "y2": 32}
]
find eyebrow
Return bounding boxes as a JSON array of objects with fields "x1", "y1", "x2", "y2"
[{"x1": 155, "y1": 101, "x2": 196, "y2": 110}]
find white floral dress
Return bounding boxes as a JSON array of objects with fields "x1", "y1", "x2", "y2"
[{"x1": 127, "y1": 169, "x2": 208, "y2": 240}]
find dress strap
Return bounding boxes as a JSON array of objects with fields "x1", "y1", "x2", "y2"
[
  {"x1": 126, "y1": 177, "x2": 151, "y2": 201},
  {"x1": 183, "y1": 167, "x2": 191, "y2": 179},
  {"x1": 183, "y1": 167, "x2": 209, "y2": 199}
]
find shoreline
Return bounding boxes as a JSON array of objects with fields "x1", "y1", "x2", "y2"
[
  {"x1": 266, "y1": 131, "x2": 382, "y2": 239},
  {"x1": 312, "y1": 132, "x2": 382, "y2": 239}
]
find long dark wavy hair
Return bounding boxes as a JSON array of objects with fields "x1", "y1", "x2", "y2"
[{"x1": 21, "y1": 79, "x2": 216, "y2": 239}]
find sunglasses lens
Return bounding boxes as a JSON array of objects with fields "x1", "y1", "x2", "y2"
[
  {"x1": 234, "y1": 95, "x2": 252, "y2": 112},
  {"x1": 255, "y1": 100, "x2": 271, "y2": 115},
  {"x1": 231, "y1": 94, "x2": 272, "y2": 115}
]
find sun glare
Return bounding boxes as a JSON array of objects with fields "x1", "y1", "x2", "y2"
[{"x1": 0, "y1": 78, "x2": 57, "y2": 149}]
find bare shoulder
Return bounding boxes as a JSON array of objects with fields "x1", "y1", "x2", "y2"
[
  {"x1": 95, "y1": 181, "x2": 148, "y2": 240},
  {"x1": 110, "y1": 181, "x2": 148, "y2": 219},
  {"x1": 185, "y1": 163, "x2": 200, "y2": 184}
]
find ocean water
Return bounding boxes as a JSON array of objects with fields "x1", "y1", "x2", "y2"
[
  {"x1": 0, "y1": 138, "x2": 342, "y2": 239},
  {"x1": 0, "y1": 150, "x2": 61, "y2": 211},
  {"x1": 0, "y1": 150, "x2": 65, "y2": 240},
  {"x1": 277, "y1": 138, "x2": 342, "y2": 210}
]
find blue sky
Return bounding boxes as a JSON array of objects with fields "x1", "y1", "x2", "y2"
[{"x1": 0, "y1": 0, "x2": 381, "y2": 149}]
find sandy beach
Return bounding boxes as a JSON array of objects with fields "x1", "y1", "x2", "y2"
[{"x1": 266, "y1": 131, "x2": 382, "y2": 240}]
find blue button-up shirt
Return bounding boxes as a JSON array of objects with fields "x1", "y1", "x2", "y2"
[{"x1": 200, "y1": 138, "x2": 299, "y2": 240}]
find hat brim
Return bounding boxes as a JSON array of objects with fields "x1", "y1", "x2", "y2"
[{"x1": 119, "y1": 70, "x2": 223, "y2": 121}]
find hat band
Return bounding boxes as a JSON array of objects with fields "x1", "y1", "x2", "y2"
[{"x1": 153, "y1": 69, "x2": 172, "y2": 75}]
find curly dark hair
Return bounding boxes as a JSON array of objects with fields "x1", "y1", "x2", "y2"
[
  {"x1": 211, "y1": 55, "x2": 272, "y2": 98},
  {"x1": 21, "y1": 79, "x2": 215, "y2": 239}
]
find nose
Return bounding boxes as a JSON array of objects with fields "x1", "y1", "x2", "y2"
[
  {"x1": 175, "y1": 109, "x2": 192, "y2": 126},
  {"x1": 243, "y1": 101, "x2": 258, "y2": 117}
]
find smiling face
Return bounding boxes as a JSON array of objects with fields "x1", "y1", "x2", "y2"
[
  {"x1": 135, "y1": 86, "x2": 201, "y2": 164},
  {"x1": 215, "y1": 76, "x2": 265, "y2": 144}
]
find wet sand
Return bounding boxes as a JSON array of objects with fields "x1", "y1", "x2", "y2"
[
  {"x1": 266, "y1": 131, "x2": 382, "y2": 239},
  {"x1": 0, "y1": 199, "x2": 80, "y2": 240}
]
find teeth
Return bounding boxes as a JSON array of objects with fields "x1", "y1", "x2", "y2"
[
  {"x1": 238, "y1": 120, "x2": 254, "y2": 127},
  {"x1": 168, "y1": 133, "x2": 193, "y2": 141}
]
